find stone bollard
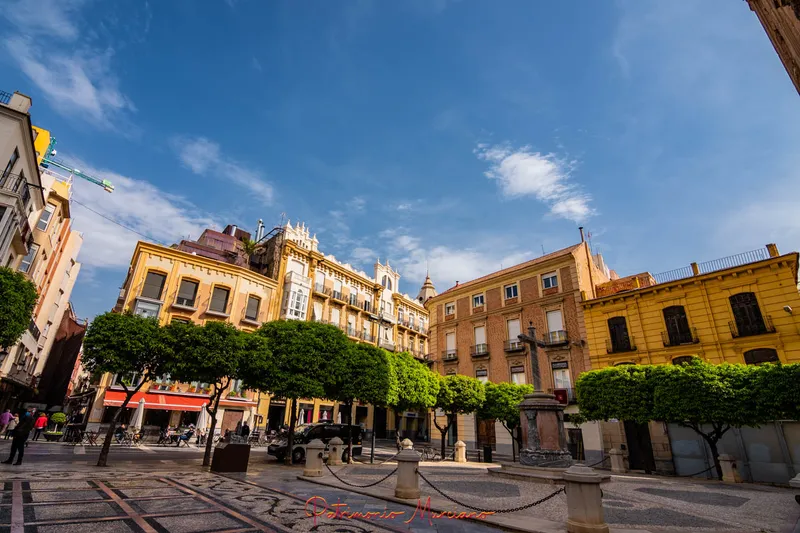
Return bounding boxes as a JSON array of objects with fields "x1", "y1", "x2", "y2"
[
  {"x1": 718, "y1": 454, "x2": 742, "y2": 483},
  {"x1": 394, "y1": 448, "x2": 421, "y2": 499},
  {"x1": 564, "y1": 465, "x2": 610, "y2": 533},
  {"x1": 454, "y1": 441, "x2": 467, "y2": 463},
  {"x1": 328, "y1": 437, "x2": 344, "y2": 466},
  {"x1": 609, "y1": 448, "x2": 626, "y2": 473},
  {"x1": 401, "y1": 438, "x2": 414, "y2": 450},
  {"x1": 790, "y1": 473, "x2": 800, "y2": 489},
  {"x1": 303, "y1": 439, "x2": 325, "y2": 477}
]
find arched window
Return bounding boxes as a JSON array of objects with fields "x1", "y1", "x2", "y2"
[
  {"x1": 743, "y1": 348, "x2": 779, "y2": 365},
  {"x1": 671, "y1": 356, "x2": 695, "y2": 365},
  {"x1": 613, "y1": 361, "x2": 635, "y2": 366},
  {"x1": 729, "y1": 292, "x2": 766, "y2": 337},
  {"x1": 663, "y1": 306, "x2": 694, "y2": 346},
  {"x1": 607, "y1": 317, "x2": 632, "y2": 353},
  {"x1": 382, "y1": 275, "x2": 393, "y2": 291}
]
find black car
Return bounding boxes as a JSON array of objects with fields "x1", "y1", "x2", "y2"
[{"x1": 267, "y1": 422, "x2": 363, "y2": 463}]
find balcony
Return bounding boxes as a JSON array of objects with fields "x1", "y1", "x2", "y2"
[
  {"x1": 28, "y1": 320, "x2": 40, "y2": 342},
  {"x1": 661, "y1": 327, "x2": 699, "y2": 347},
  {"x1": 348, "y1": 294, "x2": 359, "y2": 307},
  {"x1": 549, "y1": 388, "x2": 576, "y2": 405},
  {"x1": 346, "y1": 326, "x2": 359, "y2": 338},
  {"x1": 504, "y1": 339, "x2": 526, "y2": 353},
  {"x1": 362, "y1": 333, "x2": 375, "y2": 343},
  {"x1": 0, "y1": 90, "x2": 11, "y2": 105},
  {"x1": 332, "y1": 290, "x2": 346, "y2": 303},
  {"x1": 380, "y1": 310, "x2": 396, "y2": 324},
  {"x1": 362, "y1": 301, "x2": 373, "y2": 314},
  {"x1": 398, "y1": 319, "x2": 411, "y2": 330},
  {"x1": 606, "y1": 336, "x2": 637, "y2": 354},
  {"x1": 285, "y1": 271, "x2": 312, "y2": 287},
  {"x1": 729, "y1": 316, "x2": 776, "y2": 338},
  {"x1": 314, "y1": 283, "x2": 330, "y2": 298},
  {"x1": 379, "y1": 339, "x2": 396, "y2": 351},
  {"x1": 542, "y1": 330, "x2": 569, "y2": 347},
  {"x1": 442, "y1": 349, "x2": 458, "y2": 362},
  {"x1": 470, "y1": 343, "x2": 489, "y2": 358}
]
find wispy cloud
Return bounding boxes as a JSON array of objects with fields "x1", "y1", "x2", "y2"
[
  {"x1": 251, "y1": 57, "x2": 263, "y2": 72},
  {"x1": 65, "y1": 161, "x2": 217, "y2": 270},
  {"x1": 172, "y1": 136, "x2": 274, "y2": 201},
  {"x1": 476, "y1": 143, "x2": 593, "y2": 223},
  {"x1": 2, "y1": 0, "x2": 83, "y2": 40}
]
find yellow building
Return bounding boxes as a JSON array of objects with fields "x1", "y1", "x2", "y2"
[
  {"x1": 252, "y1": 220, "x2": 432, "y2": 439},
  {"x1": 581, "y1": 243, "x2": 800, "y2": 474},
  {"x1": 85, "y1": 233, "x2": 281, "y2": 435}
]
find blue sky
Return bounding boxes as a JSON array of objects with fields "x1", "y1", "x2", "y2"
[{"x1": 1, "y1": 0, "x2": 799, "y2": 320}]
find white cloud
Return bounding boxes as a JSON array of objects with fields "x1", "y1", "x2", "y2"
[
  {"x1": 347, "y1": 196, "x2": 366, "y2": 211},
  {"x1": 350, "y1": 247, "x2": 375, "y2": 263},
  {"x1": 65, "y1": 162, "x2": 216, "y2": 269},
  {"x1": 172, "y1": 136, "x2": 274, "y2": 201},
  {"x1": 476, "y1": 144, "x2": 593, "y2": 223},
  {"x1": 2, "y1": 0, "x2": 83, "y2": 41}
]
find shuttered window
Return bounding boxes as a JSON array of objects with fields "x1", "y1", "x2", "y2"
[
  {"x1": 245, "y1": 296, "x2": 260, "y2": 320},
  {"x1": 210, "y1": 287, "x2": 230, "y2": 313},
  {"x1": 176, "y1": 280, "x2": 198, "y2": 307},
  {"x1": 141, "y1": 272, "x2": 166, "y2": 300}
]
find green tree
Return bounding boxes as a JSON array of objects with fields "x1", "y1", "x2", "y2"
[
  {"x1": 432, "y1": 374, "x2": 485, "y2": 459},
  {"x1": 325, "y1": 343, "x2": 398, "y2": 462},
  {"x1": 391, "y1": 352, "x2": 439, "y2": 445},
  {"x1": 82, "y1": 312, "x2": 174, "y2": 467},
  {"x1": 248, "y1": 320, "x2": 347, "y2": 464},
  {"x1": 166, "y1": 321, "x2": 268, "y2": 466},
  {"x1": 577, "y1": 358, "x2": 800, "y2": 479},
  {"x1": 50, "y1": 412, "x2": 67, "y2": 431},
  {"x1": 0, "y1": 266, "x2": 38, "y2": 349},
  {"x1": 478, "y1": 382, "x2": 534, "y2": 461}
]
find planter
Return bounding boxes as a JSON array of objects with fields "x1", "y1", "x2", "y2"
[{"x1": 44, "y1": 432, "x2": 63, "y2": 442}]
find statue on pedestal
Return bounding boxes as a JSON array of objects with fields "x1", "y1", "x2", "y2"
[{"x1": 517, "y1": 323, "x2": 573, "y2": 468}]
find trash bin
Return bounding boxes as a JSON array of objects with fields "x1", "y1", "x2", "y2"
[
  {"x1": 483, "y1": 446, "x2": 492, "y2": 463},
  {"x1": 211, "y1": 443, "x2": 251, "y2": 473}
]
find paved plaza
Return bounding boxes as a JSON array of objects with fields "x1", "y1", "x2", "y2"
[{"x1": 0, "y1": 441, "x2": 798, "y2": 533}]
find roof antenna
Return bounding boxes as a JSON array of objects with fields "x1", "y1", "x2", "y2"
[{"x1": 541, "y1": 244, "x2": 545, "y2": 256}]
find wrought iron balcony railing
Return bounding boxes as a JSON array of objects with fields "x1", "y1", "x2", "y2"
[
  {"x1": 661, "y1": 327, "x2": 699, "y2": 347},
  {"x1": 542, "y1": 330, "x2": 569, "y2": 347},
  {"x1": 729, "y1": 315, "x2": 776, "y2": 338},
  {"x1": 606, "y1": 336, "x2": 636, "y2": 354},
  {"x1": 504, "y1": 339, "x2": 526, "y2": 353},
  {"x1": 442, "y1": 349, "x2": 458, "y2": 362},
  {"x1": 470, "y1": 344, "x2": 489, "y2": 358}
]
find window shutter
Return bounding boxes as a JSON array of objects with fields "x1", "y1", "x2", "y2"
[
  {"x1": 177, "y1": 280, "x2": 198, "y2": 304},
  {"x1": 331, "y1": 307, "x2": 340, "y2": 324},
  {"x1": 446, "y1": 333, "x2": 456, "y2": 351},
  {"x1": 546, "y1": 310, "x2": 563, "y2": 332},
  {"x1": 246, "y1": 296, "x2": 260, "y2": 319},
  {"x1": 474, "y1": 326, "x2": 486, "y2": 345},
  {"x1": 507, "y1": 319, "x2": 521, "y2": 340},
  {"x1": 142, "y1": 272, "x2": 166, "y2": 300},
  {"x1": 313, "y1": 302, "x2": 323, "y2": 320},
  {"x1": 210, "y1": 287, "x2": 229, "y2": 312}
]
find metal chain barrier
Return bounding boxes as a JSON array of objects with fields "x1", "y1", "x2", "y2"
[
  {"x1": 677, "y1": 464, "x2": 716, "y2": 478},
  {"x1": 583, "y1": 455, "x2": 609, "y2": 468},
  {"x1": 325, "y1": 463, "x2": 398, "y2": 488},
  {"x1": 417, "y1": 469, "x2": 565, "y2": 514},
  {"x1": 354, "y1": 452, "x2": 400, "y2": 466}
]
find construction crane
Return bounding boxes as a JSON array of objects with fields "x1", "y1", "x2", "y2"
[{"x1": 40, "y1": 137, "x2": 114, "y2": 193}]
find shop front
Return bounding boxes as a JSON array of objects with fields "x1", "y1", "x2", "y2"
[{"x1": 397, "y1": 409, "x2": 430, "y2": 441}]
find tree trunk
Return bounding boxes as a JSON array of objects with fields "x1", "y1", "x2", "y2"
[
  {"x1": 370, "y1": 407, "x2": 377, "y2": 464},
  {"x1": 285, "y1": 398, "x2": 296, "y2": 465},
  {"x1": 501, "y1": 422, "x2": 517, "y2": 462},
  {"x1": 433, "y1": 414, "x2": 451, "y2": 459},
  {"x1": 203, "y1": 387, "x2": 225, "y2": 467},
  {"x1": 97, "y1": 381, "x2": 143, "y2": 467},
  {"x1": 683, "y1": 423, "x2": 729, "y2": 480},
  {"x1": 706, "y1": 438, "x2": 723, "y2": 480},
  {"x1": 347, "y1": 401, "x2": 354, "y2": 464}
]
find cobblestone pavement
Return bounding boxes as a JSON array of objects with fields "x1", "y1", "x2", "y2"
[
  {"x1": 0, "y1": 464, "x2": 504, "y2": 533},
  {"x1": 289, "y1": 464, "x2": 800, "y2": 533}
]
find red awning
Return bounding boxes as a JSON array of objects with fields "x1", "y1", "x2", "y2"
[{"x1": 103, "y1": 391, "x2": 206, "y2": 411}]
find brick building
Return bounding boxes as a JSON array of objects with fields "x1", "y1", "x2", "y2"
[
  {"x1": 425, "y1": 232, "x2": 611, "y2": 461},
  {"x1": 747, "y1": 0, "x2": 800, "y2": 94}
]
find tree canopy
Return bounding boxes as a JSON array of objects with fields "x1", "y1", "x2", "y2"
[
  {"x1": 432, "y1": 374, "x2": 485, "y2": 457},
  {"x1": 479, "y1": 382, "x2": 534, "y2": 434},
  {"x1": 392, "y1": 351, "x2": 439, "y2": 413},
  {"x1": 576, "y1": 358, "x2": 800, "y2": 478},
  {"x1": 325, "y1": 343, "x2": 398, "y2": 408},
  {"x1": 0, "y1": 266, "x2": 38, "y2": 348},
  {"x1": 82, "y1": 311, "x2": 175, "y2": 466}
]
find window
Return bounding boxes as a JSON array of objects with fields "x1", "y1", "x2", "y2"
[
  {"x1": 19, "y1": 243, "x2": 39, "y2": 273},
  {"x1": 347, "y1": 315, "x2": 356, "y2": 335},
  {"x1": 663, "y1": 306, "x2": 693, "y2": 345},
  {"x1": 176, "y1": 279, "x2": 198, "y2": 307},
  {"x1": 363, "y1": 322, "x2": 370, "y2": 338},
  {"x1": 474, "y1": 325, "x2": 486, "y2": 346},
  {"x1": 444, "y1": 302, "x2": 455, "y2": 315},
  {"x1": 743, "y1": 348, "x2": 779, "y2": 365},
  {"x1": 398, "y1": 308, "x2": 404, "y2": 321},
  {"x1": 36, "y1": 203, "x2": 56, "y2": 231},
  {"x1": 409, "y1": 315, "x2": 415, "y2": 327},
  {"x1": 475, "y1": 369, "x2": 489, "y2": 383},
  {"x1": 473, "y1": 294, "x2": 484, "y2": 307},
  {"x1": 511, "y1": 366, "x2": 526, "y2": 385},
  {"x1": 171, "y1": 317, "x2": 190, "y2": 324},
  {"x1": 331, "y1": 307, "x2": 340, "y2": 325},
  {"x1": 671, "y1": 356, "x2": 695, "y2": 365},
  {"x1": 504, "y1": 284, "x2": 518, "y2": 299},
  {"x1": 209, "y1": 286, "x2": 230, "y2": 313},
  {"x1": 445, "y1": 332, "x2": 456, "y2": 358},
  {"x1": 607, "y1": 316, "x2": 632, "y2": 352},
  {"x1": 382, "y1": 275, "x2": 393, "y2": 291},
  {"x1": 313, "y1": 301, "x2": 323, "y2": 321},
  {"x1": 546, "y1": 310, "x2": 563, "y2": 333},
  {"x1": 729, "y1": 292, "x2": 767, "y2": 337},
  {"x1": 288, "y1": 289, "x2": 307, "y2": 319},
  {"x1": 2, "y1": 148, "x2": 19, "y2": 180},
  {"x1": 507, "y1": 318, "x2": 521, "y2": 342},
  {"x1": 141, "y1": 271, "x2": 167, "y2": 300},
  {"x1": 542, "y1": 272, "x2": 558, "y2": 289},
  {"x1": 419, "y1": 338, "x2": 425, "y2": 352},
  {"x1": 245, "y1": 295, "x2": 260, "y2": 321},
  {"x1": 314, "y1": 271, "x2": 325, "y2": 290},
  {"x1": 553, "y1": 368, "x2": 571, "y2": 390},
  {"x1": 134, "y1": 299, "x2": 160, "y2": 319}
]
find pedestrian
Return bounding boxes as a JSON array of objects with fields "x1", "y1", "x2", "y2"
[
  {"x1": 2, "y1": 411, "x2": 35, "y2": 465},
  {"x1": 4, "y1": 413, "x2": 18, "y2": 439},
  {"x1": 0, "y1": 409, "x2": 11, "y2": 435},
  {"x1": 240, "y1": 421, "x2": 250, "y2": 439},
  {"x1": 32, "y1": 412, "x2": 48, "y2": 441}
]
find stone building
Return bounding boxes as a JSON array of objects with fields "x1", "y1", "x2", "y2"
[
  {"x1": 747, "y1": 0, "x2": 800, "y2": 94},
  {"x1": 425, "y1": 232, "x2": 611, "y2": 461}
]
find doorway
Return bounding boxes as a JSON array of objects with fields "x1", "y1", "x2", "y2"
[
  {"x1": 267, "y1": 404, "x2": 285, "y2": 431},
  {"x1": 624, "y1": 421, "x2": 656, "y2": 473},
  {"x1": 221, "y1": 409, "x2": 244, "y2": 434},
  {"x1": 374, "y1": 407, "x2": 387, "y2": 438},
  {"x1": 477, "y1": 417, "x2": 497, "y2": 450},
  {"x1": 567, "y1": 428, "x2": 585, "y2": 460}
]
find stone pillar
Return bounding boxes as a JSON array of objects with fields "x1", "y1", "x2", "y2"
[
  {"x1": 454, "y1": 441, "x2": 467, "y2": 463},
  {"x1": 401, "y1": 438, "x2": 414, "y2": 450},
  {"x1": 718, "y1": 454, "x2": 742, "y2": 483},
  {"x1": 564, "y1": 465, "x2": 610, "y2": 533},
  {"x1": 394, "y1": 449, "x2": 421, "y2": 499},
  {"x1": 518, "y1": 392, "x2": 573, "y2": 467},
  {"x1": 608, "y1": 448, "x2": 626, "y2": 473},
  {"x1": 303, "y1": 439, "x2": 325, "y2": 477},
  {"x1": 328, "y1": 437, "x2": 344, "y2": 466}
]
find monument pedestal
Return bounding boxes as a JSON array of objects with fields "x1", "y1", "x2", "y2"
[{"x1": 519, "y1": 392, "x2": 573, "y2": 468}]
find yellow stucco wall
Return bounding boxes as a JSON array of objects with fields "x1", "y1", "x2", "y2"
[
  {"x1": 582, "y1": 251, "x2": 800, "y2": 369},
  {"x1": 31, "y1": 125, "x2": 50, "y2": 166}
]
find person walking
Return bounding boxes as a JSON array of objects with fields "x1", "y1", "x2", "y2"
[
  {"x1": 2, "y1": 411, "x2": 35, "y2": 465},
  {"x1": 4, "y1": 413, "x2": 18, "y2": 439},
  {"x1": 32, "y1": 412, "x2": 48, "y2": 441}
]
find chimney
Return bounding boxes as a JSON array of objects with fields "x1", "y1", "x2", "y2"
[
  {"x1": 579, "y1": 227, "x2": 585, "y2": 243},
  {"x1": 229, "y1": 224, "x2": 237, "y2": 237},
  {"x1": 7, "y1": 92, "x2": 32, "y2": 114},
  {"x1": 256, "y1": 219, "x2": 264, "y2": 241}
]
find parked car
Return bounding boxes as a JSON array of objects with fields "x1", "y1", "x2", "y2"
[{"x1": 267, "y1": 422, "x2": 362, "y2": 463}]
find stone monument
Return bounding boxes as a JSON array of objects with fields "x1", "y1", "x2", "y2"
[{"x1": 517, "y1": 323, "x2": 574, "y2": 467}]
